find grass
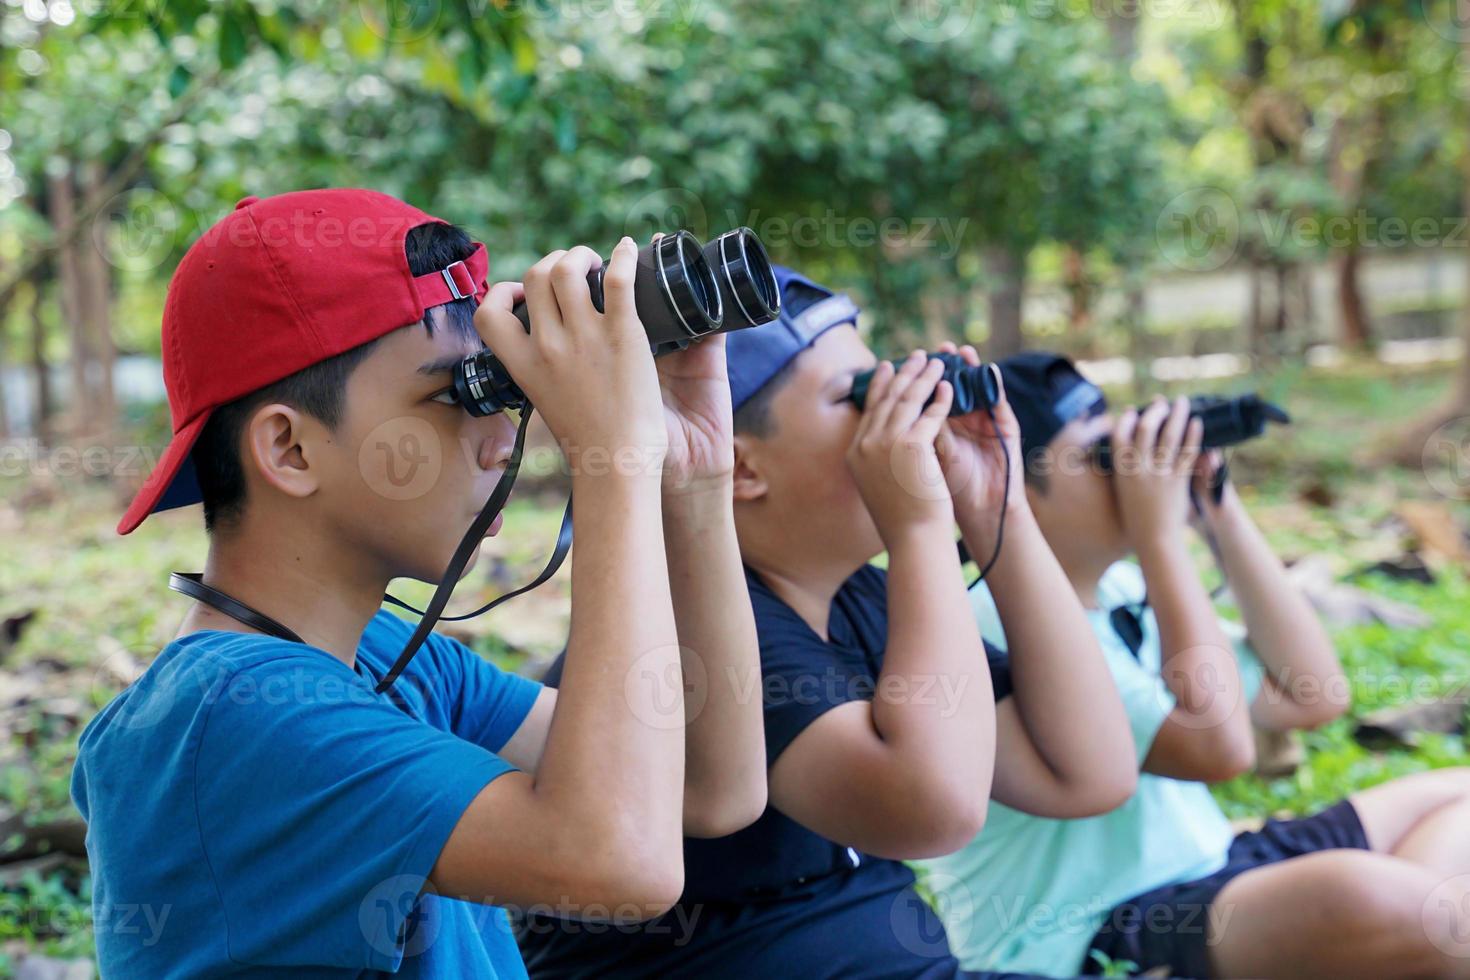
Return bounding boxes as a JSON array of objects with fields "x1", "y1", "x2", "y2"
[{"x1": 2, "y1": 358, "x2": 1469, "y2": 971}]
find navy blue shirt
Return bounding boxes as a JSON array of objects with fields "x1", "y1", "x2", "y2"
[{"x1": 516, "y1": 564, "x2": 1012, "y2": 979}]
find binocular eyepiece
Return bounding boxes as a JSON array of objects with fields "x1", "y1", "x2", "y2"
[
  {"x1": 454, "y1": 228, "x2": 782, "y2": 417},
  {"x1": 1093, "y1": 393, "x2": 1290, "y2": 472},
  {"x1": 848, "y1": 351, "x2": 1003, "y2": 417}
]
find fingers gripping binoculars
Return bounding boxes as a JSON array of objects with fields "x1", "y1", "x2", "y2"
[
  {"x1": 1092, "y1": 393, "x2": 1291, "y2": 473},
  {"x1": 453, "y1": 228, "x2": 781, "y2": 416},
  {"x1": 847, "y1": 352, "x2": 1003, "y2": 416}
]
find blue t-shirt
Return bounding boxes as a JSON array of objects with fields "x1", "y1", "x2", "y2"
[
  {"x1": 72, "y1": 609, "x2": 543, "y2": 979},
  {"x1": 516, "y1": 564, "x2": 1012, "y2": 978}
]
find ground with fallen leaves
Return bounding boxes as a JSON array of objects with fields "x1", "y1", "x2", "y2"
[{"x1": 2, "y1": 357, "x2": 1468, "y2": 976}]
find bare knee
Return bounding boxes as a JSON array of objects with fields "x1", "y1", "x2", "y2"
[
  {"x1": 1211, "y1": 854, "x2": 1465, "y2": 979},
  {"x1": 1317, "y1": 861, "x2": 1466, "y2": 979}
]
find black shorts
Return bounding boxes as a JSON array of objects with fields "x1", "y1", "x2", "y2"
[{"x1": 1083, "y1": 799, "x2": 1370, "y2": 979}]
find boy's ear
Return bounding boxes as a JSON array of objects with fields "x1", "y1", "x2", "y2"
[
  {"x1": 244, "y1": 403, "x2": 320, "y2": 502},
  {"x1": 732, "y1": 434, "x2": 769, "y2": 504}
]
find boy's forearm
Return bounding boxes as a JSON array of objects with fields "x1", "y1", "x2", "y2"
[
  {"x1": 661, "y1": 482, "x2": 767, "y2": 832},
  {"x1": 1204, "y1": 499, "x2": 1344, "y2": 699},
  {"x1": 536, "y1": 472, "x2": 685, "y2": 852},
  {"x1": 875, "y1": 525, "x2": 995, "y2": 794},
  {"x1": 981, "y1": 510, "x2": 1134, "y2": 782},
  {"x1": 1135, "y1": 534, "x2": 1249, "y2": 735}
]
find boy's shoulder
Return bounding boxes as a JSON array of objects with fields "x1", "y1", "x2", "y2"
[{"x1": 76, "y1": 609, "x2": 443, "y2": 762}]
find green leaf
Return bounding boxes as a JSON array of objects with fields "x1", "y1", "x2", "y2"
[
  {"x1": 167, "y1": 62, "x2": 192, "y2": 99},
  {"x1": 219, "y1": 12, "x2": 248, "y2": 70}
]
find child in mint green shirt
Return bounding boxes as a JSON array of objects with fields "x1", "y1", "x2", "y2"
[
  {"x1": 920, "y1": 353, "x2": 1470, "y2": 979},
  {"x1": 923, "y1": 563, "x2": 1262, "y2": 975}
]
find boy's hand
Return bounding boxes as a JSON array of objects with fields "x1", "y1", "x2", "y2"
[
  {"x1": 1112, "y1": 396, "x2": 1202, "y2": 552},
  {"x1": 845, "y1": 350, "x2": 955, "y2": 548},
  {"x1": 932, "y1": 342, "x2": 1027, "y2": 551},
  {"x1": 647, "y1": 237, "x2": 735, "y2": 495},
  {"x1": 657, "y1": 333, "x2": 735, "y2": 493},
  {"x1": 475, "y1": 241, "x2": 667, "y2": 473},
  {"x1": 1189, "y1": 449, "x2": 1239, "y2": 530}
]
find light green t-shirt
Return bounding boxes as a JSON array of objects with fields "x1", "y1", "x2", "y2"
[{"x1": 916, "y1": 561, "x2": 1265, "y2": 977}]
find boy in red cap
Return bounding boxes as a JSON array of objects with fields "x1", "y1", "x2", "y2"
[{"x1": 71, "y1": 189, "x2": 767, "y2": 977}]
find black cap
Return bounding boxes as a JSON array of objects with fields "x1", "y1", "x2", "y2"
[{"x1": 997, "y1": 351, "x2": 1108, "y2": 463}]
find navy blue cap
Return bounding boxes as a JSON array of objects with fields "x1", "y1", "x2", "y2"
[
  {"x1": 726, "y1": 265, "x2": 860, "y2": 411},
  {"x1": 997, "y1": 351, "x2": 1108, "y2": 462}
]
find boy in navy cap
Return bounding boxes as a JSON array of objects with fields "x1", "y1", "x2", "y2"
[
  {"x1": 517, "y1": 272, "x2": 1138, "y2": 978},
  {"x1": 920, "y1": 352, "x2": 1470, "y2": 978}
]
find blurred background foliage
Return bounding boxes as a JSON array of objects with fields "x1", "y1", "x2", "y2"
[{"x1": 6, "y1": 0, "x2": 1470, "y2": 972}]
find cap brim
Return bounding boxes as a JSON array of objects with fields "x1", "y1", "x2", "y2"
[{"x1": 117, "y1": 410, "x2": 210, "y2": 535}]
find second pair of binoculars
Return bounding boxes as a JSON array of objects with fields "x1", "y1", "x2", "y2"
[
  {"x1": 455, "y1": 228, "x2": 781, "y2": 417},
  {"x1": 848, "y1": 352, "x2": 1004, "y2": 417}
]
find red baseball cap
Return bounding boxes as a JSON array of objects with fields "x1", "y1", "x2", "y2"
[{"x1": 118, "y1": 187, "x2": 489, "y2": 535}]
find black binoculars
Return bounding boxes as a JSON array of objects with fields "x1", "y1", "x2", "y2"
[
  {"x1": 453, "y1": 228, "x2": 781, "y2": 416},
  {"x1": 848, "y1": 352, "x2": 1003, "y2": 417},
  {"x1": 1093, "y1": 393, "x2": 1290, "y2": 473}
]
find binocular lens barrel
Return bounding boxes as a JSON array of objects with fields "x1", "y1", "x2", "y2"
[
  {"x1": 704, "y1": 228, "x2": 781, "y2": 332},
  {"x1": 1092, "y1": 393, "x2": 1290, "y2": 473},
  {"x1": 848, "y1": 352, "x2": 1001, "y2": 417},
  {"x1": 510, "y1": 231, "x2": 722, "y2": 346},
  {"x1": 456, "y1": 228, "x2": 783, "y2": 417}
]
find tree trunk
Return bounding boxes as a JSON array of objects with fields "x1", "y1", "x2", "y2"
[
  {"x1": 1327, "y1": 109, "x2": 1380, "y2": 352},
  {"x1": 1272, "y1": 260, "x2": 1290, "y2": 343},
  {"x1": 1121, "y1": 265, "x2": 1149, "y2": 399},
  {"x1": 48, "y1": 166, "x2": 91, "y2": 435},
  {"x1": 0, "y1": 285, "x2": 9, "y2": 438},
  {"x1": 1336, "y1": 247, "x2": 1372, "y2": 352},
  {"x1": 1062, "y1": 245, "x2": 1093, "y2": 352},
  {"x1": 1246, "y1": 257, "x2": 1267, "y2": 362},
  {"x1": 1103, "y1": 0, "x2": 1140, "y2": 60},
  {"x1": 984, "y1": 245, "x2": 1025, "y2": 359},
  {"x1": 1386, "y1": 31, "x2": 1470, "y2": 464},
  {"x1": 29, "y1": 275, "x2": 52, "y2": 445},
  {"x1": 79, "y1": 161, "x2": 117, "y2": 443}
]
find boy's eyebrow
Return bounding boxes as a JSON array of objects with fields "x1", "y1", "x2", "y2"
[{"x1": 418, "y1": 353, "x2": 472, "y2": 377}]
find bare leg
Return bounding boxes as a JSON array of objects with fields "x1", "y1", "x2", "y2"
[
  {"x1": 1348, "y1": 768, "x2": 1470, "y2": 856},
  {"x1": 1206, "y1": 850, "x2": 1470, "y2": 979}
]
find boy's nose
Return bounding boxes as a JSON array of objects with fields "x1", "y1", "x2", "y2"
[{"x1": 475, "y1": 416, "x2": 518, "y2": 472}]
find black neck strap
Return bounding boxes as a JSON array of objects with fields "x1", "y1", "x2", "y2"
[
  {"x1": 169, "y1": 572, "x2": 306, "y2": 644},
  {"x1": 168, "y1": 404, "x2": 575, "y2": 694}
]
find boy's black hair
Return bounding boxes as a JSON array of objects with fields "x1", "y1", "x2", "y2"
[
  {"x1": 732, "y1": 360, "x2": 799, "y2": 439},
  {"x1": 193, "y1": 221, "x2": 480, "y2": 532}
]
